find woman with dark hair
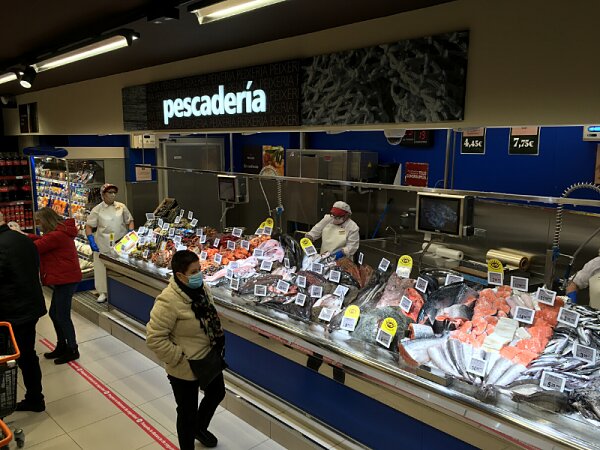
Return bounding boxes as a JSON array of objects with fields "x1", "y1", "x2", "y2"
[
  {"x1": 25, "y1": 207, "x2": 82, "y2": 364},
  {"x1": 147, "y1": 250, "x2": 225, "y2": 450}
]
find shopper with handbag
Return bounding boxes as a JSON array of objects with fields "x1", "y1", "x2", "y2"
[{"x1": 146, "y1": 250, "x2": 226, "y2": 450}]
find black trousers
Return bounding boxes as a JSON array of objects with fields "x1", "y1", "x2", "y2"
[
  {"x1": 307, "y1": 354, "x2": 346, "y2": 383},
  {"x1": 168, "y1": 372, "x2": 225, "y2": 450},
  {"x1": 12, "y1": 319, "x2": 44, "y2": 403},
  {"x1": 49, "y1": 283, "x2": 78, "y2": 349}
]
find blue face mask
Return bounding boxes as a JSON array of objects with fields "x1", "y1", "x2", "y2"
[{"x1": 186, "y1": 272, "x2": 204, "y2": 289}]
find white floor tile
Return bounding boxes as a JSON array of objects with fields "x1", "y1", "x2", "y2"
[
  {"x1": 38, "y1": 352, "x2": 75, "y2": 377},
  {"x1": 131, "y1": 406, "x2": 174, "y2": 443},
  {"x1": 77, "y1": 335, "x2": 131, "y2": 364},
  {"x1": 40, "y1": 367, "x2": 93, "y2": 403},
  {"x1": 209, "y1": 409, "x2": 269, "y2": 450},
  {"x1": 108, "y1": 366, "x2": 172, "y2": 406},
  {"x1": 69, "y1": 413, "x2": 154, "y2": 450},
  {"x1": 4, "y1": 412, "x2": 65, "y2": 447},
  {"x1": 251, "y1": 439, "x2": 288, "y2": 450},
  {"x1": 45, "y1": 388, "x2": 121, "y2": 432},
  {"x1": 138, "y1": 394, "x2": 178, "y2": 434},
  {"x1": 27, "y1": 433, "x2": 82, "y2": 449},
  {"x1": 83, "y1": 349, "x2": 157, "y2": 384}
]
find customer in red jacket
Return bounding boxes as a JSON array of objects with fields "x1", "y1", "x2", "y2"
[{"x1": 26, "y1": 208, "x2": 82, "y2": 364}]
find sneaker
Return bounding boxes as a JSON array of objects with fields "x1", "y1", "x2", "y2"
[
  {"x1": 15, "y1": 399, "x2": 45, "y2": 412},
  {"x1": 44, "y1": 341, "x2": 67, "y2": 359},
  {"x1": 97, "y1": 293, "x2": 107, "y2": 303},
  {"x1": 55, "y1": 347, "x2": 80, "y2": 365},
  {"x1": 195, "y1": 429, "x2": 218, "y2": 447}
]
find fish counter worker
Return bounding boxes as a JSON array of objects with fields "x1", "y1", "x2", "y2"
[
  {"x1": 306, "y1": 201, "x2": 360, "y2": 259},
  {"x1": 566, "y1": 254, "x2": 600, "y2": 307},
  {"x1": 85, "y1": 184, "x2": 134, "y2": 303}
]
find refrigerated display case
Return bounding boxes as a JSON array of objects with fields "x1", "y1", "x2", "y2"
[{"x1": 0, "y1": 152, "x2": 34, "y2": 231}]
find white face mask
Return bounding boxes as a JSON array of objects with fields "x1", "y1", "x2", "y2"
[{"x1": 332, "y1": 216, "x2": 346, "y2": 225}]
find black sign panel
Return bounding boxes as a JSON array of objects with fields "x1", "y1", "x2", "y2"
[
  {"x1": 509, "y1": 127, "x2": 540, "y2": 155},
  {"x1": 461, "y1": 128, "x2": 486, "y2": 154},
  {"x1": 242, "y1": 146, "x2": 262, "y2": 174},
  {"x1": 138, "y1": 61, "x2": 300, "y2": 131},
  {"x1": 400, "y1": 130, "x2": 434, "y2": 147}
]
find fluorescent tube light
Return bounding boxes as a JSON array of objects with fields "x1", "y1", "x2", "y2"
[
  {"x1": 189, "y1": 0, "x2": 286, "y2": 24},
  {"x1": 0, "y1": 72, "x2": 18, "y2": 85},
  {"x1": 33, "y1": 32, "x2": 139, "y2": 72}
]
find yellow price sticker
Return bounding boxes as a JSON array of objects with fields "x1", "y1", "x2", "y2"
[
  {"x1": 397, "y1": 255, "x2": 413, "y2": 268},
  {"x1": 344, "y1": 305, "x2": 360, "y2": 320},
  {"x1": 260, "y1": 221, "x2": 267, "y2": 229},
  {"x1": 265, "y1": 218, "x2": 274, "y2": 228},
  {"x1": 381, "y1": 317, "x2": 398, "y2": 336},
  {"x1": 300, "y1": 238, "x2": 314, "y2": 249},
  {"x1": 487, "y1": 258, "x2": 504, "y2": 273}
]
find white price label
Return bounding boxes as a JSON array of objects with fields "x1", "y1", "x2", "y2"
[
  {"x1": 151, "y1": 233, "x2": 158, "y2": 243},
  {"x1": 415, "y1": 277, "x2": 429, "y2": 293},
  {"x1": 445, "y1": 274, "x2": 464, "y2": 286},
  {"x1": 158, "y1": 218, "x2": 164, "y2": 227},
  {"x1": 340, "y1": 316, "x2": 357, "y2": 332},
  {"x1": 199, "y1": 251, "x2": 208, "y2": 261},
  {"x1": 333, "y1": 284, "x2": 349, "y2": 298},
  {"x1": 310, "y1": 285, "x2": 323, "y2": 298},
  {"x1": 174, "y1": 216, "x2": 181, "y2": 224},
  {"x1": 226, "y1": 268, "x2": 234, "y2": 279},
  {"x1": 232, "y1": 227, "x2": 243, "y2": 238},
  {"x1": 510, "y1": 276, "x2": 529, "y2": 292},
  {"x1": 304, "y1": 245, "x2": 317, "y2": 256},
  {"x1": 145, "y1": 213, "x2": 155, "y2": 221},
  {"x1": 311, "y1": 262, "x2": 324, "y2": 274},
  {"x1": 573, "y1": 343, "x2": 597, "y2": 364},
  {"x1": 540, "y1": 371, "x2": 566, "y2": 392},
  {"x1": 284, "y1": 257, "x2": 290, "y2": 269},
  {"x1": 241, "y1": 240, "x2": 250, "y2": 251},
  {"x1": 276, "y1": 280, "x2": 290, "y2": 294},
  {"x1": 173, "y1": 235, "x2": 182, "y2": 245},
  {"x1": 318, "y1": 308, "x2": 335, "y2": 322},
  {"x1": 229, "y1": 261, "x2": 239, "y2": 269},
  {"x1": 467, "y1": 357, "x2": 487, "y2": 377},
  {"x1": 162, "y1": 222, "x2": 169, "y2": 231},
  {"x1": 254, "y1": 285, "x2": 267, "y2": 296},
  {"x1": 253, "y1": 249, "x2": 264, "y2": 257},
  {"x1": 143, "y1": 249, "x2": 149, "y2": 259},
  {"x1": 295, "y1": 293, "x2": 307, "y2": 306},
  {"x1": 255, "y1": 228, "x2": 264, "y2": 235},
  {"x1": 138, "y1": 226, "x2": 147, "y2": 235},
  {"x1": 196, "y1": 228, "x2": 203, "y2": 236},
  {"x1": 260, "y1": 260, "x2": 273, "y2": 272},
  {"x1": 514, "y1": 306, "x2": 536, "y2": 324},
  {"x1": 487, "y1": 271, "x2": 504, "y2": 286},
  {"x1": 375, "y1": 329, "x2": 394, "y2": 349},
  {"x1": 536, "y1": 288, "x2": 556, "y2": 306},
  {"x1": 179, "y1": 209, "x2": 185, "y2": 217},
  {"x1": 557, "y1": 307, "x2": 580, "y2": 328},
  {"x1": 214, "y1": 253, "x2": 223, "y2": 264},
  {"x1": 396, "y1": 266, "x2": 411, "y2": 279},
  {"x1": 200, "y1": 234, "x2": 207, "y2": 244},
  {"x1": 176, "y1": 244, "x2": 187, "y2": 251},
  {"x1": 329, "y1": 270, "x2": 341, "y2": 283},
  {"x1": 188, "y1": 211, "x2": 194, "y2": 220},
  {"x1": 296, "y1": 275, "x2": 307, "y2": 288},
  {"x1": 400, "y1": 295, "x2": 413, "y2": 314},
  {"x1": 190, "y1": 218, "x2": 198, "y2": 227},
  {"x1": 227, "y1": 240, "x2": 236, "y2": 250},
  {"x1": 168, "y1": 228, "x2": 175, "y2": 237},
  {"x1": 229, "y1": 278, "x2": 240, "y2": 291},
  {"x1": 378, "y1": 258, "x2": 391, "y2": 272},
  {"x1": 263, "y1": 226, "x2": 273, "y2": 236},
  {"x1": 358, "y1": 252, "x2": 364, "y2": 265},
  {"x1": 213, "y1": 238, "x2": 221, "y2": 248}
]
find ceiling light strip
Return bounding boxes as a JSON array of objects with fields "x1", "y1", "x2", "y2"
[{"x1": 189, "y1": 0, "x2": 286, "y2": 24}]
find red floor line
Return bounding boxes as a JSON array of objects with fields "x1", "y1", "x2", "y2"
[{"x1": 40, "y1": 338, "x2": 179, "y2": 450}]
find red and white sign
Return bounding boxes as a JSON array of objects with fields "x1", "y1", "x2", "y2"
[{"x1": 404, "y1": 162, "x2": 429, "y2": 187}]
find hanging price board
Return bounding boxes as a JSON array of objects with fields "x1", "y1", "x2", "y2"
[
  {"x1": 214, "y1": 253, "x2": 223, "y2": 264},
  {"x1": 241, "y1": 240, "x2": 250, "y2": 251},
  {"x1": 300, "y1": 238, "x2": 318, "y2": 256},
  {"x1": 509, "y1": 126, "x2": 540, "y2": 156},
  {"x1": 260, "y1": 260, "x2": 273, "y2": 272},
  {"x1": 514, "y1": 306, "x2": 536, "y2": 325},
  {"x1": 296, "y1": 275, "x2": 307, "y2": 289},
  {"x1": 445, "y1": 274, "x2": 464, "y2": 286},
  {"x1": 329, "y1": 270, "x2": 341, "y2": 283},
  {"x1": 213, "y1": 238, "x2": 220, "y2": 248},
  {"x1": 276, "y1": 280, "x2": 290, "y2": 294},
  {"x1": 310, "y1": 285, "x2": 323, "y2": 298},
  {"x1": 540, "y1": 371, "x2": 566, "y2": 392},
  {"x1": 376, "y1": 317, "x2": 398, "y2": 349},
  {"x1": 378, "y1": 258, "x2": 391, "y2": 272},
  {"x1": 254, "y1": 285, "x2": 267, "y2": 296},
  {"x1": 415, "y1": 277, "x2": 429, "y2": 293},
  {"x1": 510, "y1": 276, "x2": 529, "y2": 292},
  {"x1": 536, "y1": 288, "x2": 557, "y2": 306},
  {"x1": 255, "y1": 228, "x2": 264, "y2": 235},
  {"x1": 340, "y1": 305, "x2": 360, "y2": 332},
  {"x1": 396, "y1": 255, "x2": 413, "y2": 278},
  {"x1": 311, "y1": 262, "x2": 324, "y2": 275},
  {"x1": 295, "y1": 293, "x2": 307, "y2": 306},
  {"x1": 461, "y1": 127, "x2": 486, "y2": 155},
  {"x1": 232, "y1": 227, "x2": 243, "y2": 238}
]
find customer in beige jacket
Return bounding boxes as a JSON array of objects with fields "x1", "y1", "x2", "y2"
[{"x1": 147, "y1": 250, "x2": 225, "y2": 450}]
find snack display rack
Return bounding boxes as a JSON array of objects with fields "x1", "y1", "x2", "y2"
[{"x1": 0, "y1": 152, "x2": 34, "y2": 231}]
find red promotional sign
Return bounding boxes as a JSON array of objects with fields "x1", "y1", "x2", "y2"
[{"x1": 404, "y1": 162, "x2": 429, "y2": 187}]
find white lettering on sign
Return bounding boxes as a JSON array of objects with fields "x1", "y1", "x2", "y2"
[
  {"x1": 263, "y1": 226, "x2": 273, "y2": 236},
  {"x1": 304, "y1": 245, "x2": 317, "y2": 256},
  {"x1": 173, "y1": 235, "x2": 182, "y2": 245},
  {"x1": 253, "y1": 249, "x2": 264, "y2": 257},
  {"x1": 163, "y1": 81, "x2": 267, "y2": 125},
  {"x1": 226, "y1": 268, "x2": 234, "y2": 279},
  {"x1": 190, "y1": 218, "x2": 198, "y2": 227},
  {"x1": 540, "y1": 371, "x2": 566, "y2": 392},
  {"x1": 188, "y1": 211, "x2": 194, "y2": 220},
  {"x1": 145, "y1": 213, "x2": 155, "y2": 221},
  {"x1": 200, "y1": 234, "x2": 207, "y2": 244},
  {"x1": 514, "y1": 306, "x2": 535, "y2": 324},
  {"x1": 536, "y1": 288, "x2": 556, "y2": 306}
]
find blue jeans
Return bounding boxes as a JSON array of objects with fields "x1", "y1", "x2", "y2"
[{"x1": 50, "y1": 283, "x2": 78, "y2": 349}]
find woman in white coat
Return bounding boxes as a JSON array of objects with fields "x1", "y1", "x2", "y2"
[
  {"x1": 306, "y1": 201, "x2": 360, "y2": 259},
  {"x1": 85, "y1": 184, "x2": 134, "y2": 302}
]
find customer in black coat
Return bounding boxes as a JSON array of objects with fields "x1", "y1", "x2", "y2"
[{"x1": 0, "y1": 212, "x2": 47, "y2": 411}]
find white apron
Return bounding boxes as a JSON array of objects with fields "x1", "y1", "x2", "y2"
[
  {"x1": 321, "y1": 223, "x2": 348, "y2": 254},
  {"x1": 92, "y1": 204, "x2": 128, "y2": 294},
  {"x1": 590, "y1": 274, "x2": 600, "y2": 309}
]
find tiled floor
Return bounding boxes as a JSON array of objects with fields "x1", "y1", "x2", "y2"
[{"x1": 5, "y1": 296, "x2": 286, "y2": 450}]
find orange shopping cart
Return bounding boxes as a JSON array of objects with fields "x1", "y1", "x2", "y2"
[{"x1": 0, "y1": 322, "x2": 24, "y2": 449}]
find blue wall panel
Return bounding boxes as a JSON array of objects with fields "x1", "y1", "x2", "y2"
[{"x1": 107, "y1": 278, "x2": 155, "y2": 324}]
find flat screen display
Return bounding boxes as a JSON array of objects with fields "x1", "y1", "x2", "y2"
[
  {"x1": 417, "y1": 195, "x2": 462, "y2": 236},
  {"x1": 218, "y1": 178, "x2": 236, "y2": 203}
]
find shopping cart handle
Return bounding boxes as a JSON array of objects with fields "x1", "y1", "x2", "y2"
[
  {"x1": 0, "y1": 418, "x2": 12, "y2": 447},
  {"x1": 0, "y1": 322, "x2": 20, "y2": 363}
]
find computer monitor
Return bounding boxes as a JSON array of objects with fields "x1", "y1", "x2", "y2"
[{"x1": 415, "y1": 193, "x2": 474, "y2": 238}]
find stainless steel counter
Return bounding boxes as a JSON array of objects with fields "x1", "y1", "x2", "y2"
[{"x1": 100, "y1": 252, "x2": 599, "y2": 450}]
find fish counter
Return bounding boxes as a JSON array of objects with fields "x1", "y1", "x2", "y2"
[{"x1": 100, "y1": 234, "x2": 600, "y2": 450}]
